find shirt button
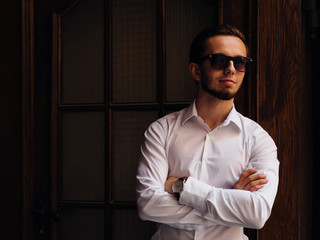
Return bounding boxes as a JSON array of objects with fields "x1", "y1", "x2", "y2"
[{"x1": 204, "y1": 157, "x2": 208, "y2": 162}]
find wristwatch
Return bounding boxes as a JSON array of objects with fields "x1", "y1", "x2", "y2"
[{"x1": 172, "y1": 177, "x2": 187, "y2": 199}]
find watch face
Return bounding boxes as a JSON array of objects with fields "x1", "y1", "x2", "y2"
[{"x1": 172, "y1": 179, "x2": 183, "y2": 193}]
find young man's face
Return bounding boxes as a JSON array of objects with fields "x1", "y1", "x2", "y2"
[{"x1": 198, "y1": 35, "x2": 247, "y2": 100}]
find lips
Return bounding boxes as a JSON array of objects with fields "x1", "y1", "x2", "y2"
[{"x1": 219, "y1": 79, "x2": 235, "y2": 84}]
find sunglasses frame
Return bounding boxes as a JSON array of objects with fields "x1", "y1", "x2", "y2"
[{"x1": 200, "y1": 53, "x2": 253, "y2": 72}]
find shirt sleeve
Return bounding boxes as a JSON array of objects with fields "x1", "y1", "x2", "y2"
[
  {"x1": 136, "y1": 119, "x2": 217, "y2": 230},
  {"x1": 179, "y1": 128, "x2": 279, "y2": 229}
]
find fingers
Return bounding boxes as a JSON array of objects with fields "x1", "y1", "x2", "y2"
[
  {"x1": 234, "y1": 169, "x2": 268, "y2": 192},
  {"x1": 246, "y1": 178, "x2": 268, "y2": 192},
  {"x1": 243, "y1": 173, "x2": 268, "y2": 190},
  {"x1": 164, "y1": 177, "x2": 178, "y2": 194},
  {"x1": 235, "y1": 169, "x2": 258, "y2": 187}
]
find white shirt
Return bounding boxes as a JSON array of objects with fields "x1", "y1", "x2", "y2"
[{"x1": 136, "y1": 101, "x2": 279, "y2": 240}]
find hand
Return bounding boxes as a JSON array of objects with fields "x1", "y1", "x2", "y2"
[
  {"x1": 234, "y1": 169, "x2": 268, "y2": 192},
  {"x1": 164, "y1": 177, "x2": 178, "y2": 194}
]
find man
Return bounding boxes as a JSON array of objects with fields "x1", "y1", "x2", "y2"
[{"x1": 136, "y1": 25, "x2": 279, "y2": 240}]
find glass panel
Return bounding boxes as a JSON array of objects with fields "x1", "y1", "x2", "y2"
[
  {"x1": 112, "y1": 111, "x2": 158, "y2": 202},
  {"x1": 61, "y1": 112, "x2": 105, "y2": 201},
  {"x1": 112, "y1": 209, "x2": 156, "y2": 240},
  {"x1": 112, "y1": 0, "x2": 157, "y2": 103},
  {"x1": 166, "y1": 0, "x2": 217, "y2": 102},
  {"x1": 60, "y1": 208, "x2": 104, "y2": 240},
  {"x1": 61, "y1": 0, "x2": 104, "y2": 104}
]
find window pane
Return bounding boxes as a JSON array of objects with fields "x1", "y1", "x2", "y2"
[
  {"x1": 166, "y1": 0, "x2": 217, "y2": 102},
  {"x1": 112, "y1": 209, "x2": 156, "y2": 240},
  {"x1": 60, "y1": 208, "x2": 104, "y2": 240},
  {"x1": 61, "y1": 112, "x2": 105, "y2": 201},
  {"x1": 112, "y1": 111, "x2": 158, "y2": 202},
  {"x1": 112, "y1": 0, "x2": 157, "y2": 103},
  {"x1": 61, "y1": 0, "x2": 104, "y2": 104}
]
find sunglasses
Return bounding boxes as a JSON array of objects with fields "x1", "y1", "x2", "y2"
[{"x1": 200, "y1": 54, "x2": 253, "y2": 72}]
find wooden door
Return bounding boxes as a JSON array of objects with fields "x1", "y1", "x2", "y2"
[
  {"x1": 19, "y1": 0, "x2": 315, "y2": 239},
  {"x1": 50, "y1": 0, "x2": 229, "y2": 239}
]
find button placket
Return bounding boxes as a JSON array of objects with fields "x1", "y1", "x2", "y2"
[
  {"x1": 202, "y1": 134, "x2": 209, "y2": 163},
  {"x1": 201, "y1": 132, "x2": 213, "y2": 167},
  {"x1": 203, "y1": 131, "x2": 215, "y2": 161}
]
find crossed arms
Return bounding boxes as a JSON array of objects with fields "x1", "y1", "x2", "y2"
[
  {"x1": 136, "y1": 121, "x2": 279, "y2": 230},
  {"x1": 165, "y1": 168, "x2": 268, "y2": 194}
]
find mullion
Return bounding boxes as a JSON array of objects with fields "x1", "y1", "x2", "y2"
[{"x1": 58, "y1": 104, "x2": 105, "y2": 112}]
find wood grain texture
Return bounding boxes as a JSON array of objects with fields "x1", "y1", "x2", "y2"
[{"x1": 257, "y1": 0, "x2": 302, "y2": 239}]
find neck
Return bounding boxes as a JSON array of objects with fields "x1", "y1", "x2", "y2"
[{"x1": 195, "y1": 94, "x2": 234, "y2": 131}]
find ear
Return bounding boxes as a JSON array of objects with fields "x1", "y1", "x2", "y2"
[{"x1": 189, "y1": 63, "x2": 201, "y2": 82}]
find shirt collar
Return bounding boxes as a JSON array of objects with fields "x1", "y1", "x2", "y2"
[
  {"x1": 182, "y1": 100, "x2": 198, "y2": 125},
  {"x1": 182, "y1": 100, "x2": 242, "y2": 131},
  {"x1": 221, "y1": 106, "x2": 242, "y2": 131}
]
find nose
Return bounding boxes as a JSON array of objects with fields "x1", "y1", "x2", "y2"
[{"x1": 224, "y1": 60, "x2": 236, "y2": 74}]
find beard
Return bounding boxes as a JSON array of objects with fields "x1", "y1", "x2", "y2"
[{"x1": 200, "y1": 73, "x2": 240, "y2": 101}]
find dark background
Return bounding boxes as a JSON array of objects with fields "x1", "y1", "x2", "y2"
[{"x1": 1, "y1": 0, "x2": 319, "y2": 239}]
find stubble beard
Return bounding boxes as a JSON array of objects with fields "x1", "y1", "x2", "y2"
[{"x1": 200, "y1": 75, "x2": 240, "y2": 101}]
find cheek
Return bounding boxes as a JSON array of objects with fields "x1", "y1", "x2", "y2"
[
  {"x1": 236, "y1": 73, "x2": 245, "y2": 84},
  {"x1": 201, "y1": 67, "x2": 220, "y2": 81}
]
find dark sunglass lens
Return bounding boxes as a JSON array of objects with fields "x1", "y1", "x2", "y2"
[
  {"x1": 233, "y1": 57, "x2": 248, "y2": 72},
  {"x1": 210, "y1": 55, "x2": 228, "y2": 69}
]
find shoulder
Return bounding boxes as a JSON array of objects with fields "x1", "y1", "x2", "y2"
[
  {"x1": 148, "y1": 110, "x2": 180, "y2": 130},
  {"x1": 236, "y1": 111, "x2": 277, "y2": 151},
  {"x1": 145, "y1": 109, "x2": 184, "y2": 140}
]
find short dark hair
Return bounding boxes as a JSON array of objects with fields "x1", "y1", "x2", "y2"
[{"x1": 189, "y1": 25, "x2": 248, "y2": 63}]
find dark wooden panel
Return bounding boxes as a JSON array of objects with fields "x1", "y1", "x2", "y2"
[
  {"x1": 223, "y1": 0, "x2": 250, "y2": 35},
  {"x1": 257, "y1": 0, "x2": 302, "y2": 239},
  {"x1": 22, "y1": 0, "x2": 35, "y2": 239},
  {"x1": 0, "y1": 1, "x2": 23, "y2": 239},
  {"x1": 34, "y1": 2, "x2": 80, "y2": 240},
  {"x1": 303, "y1": 2, "x2": 320, "y2": 238}
]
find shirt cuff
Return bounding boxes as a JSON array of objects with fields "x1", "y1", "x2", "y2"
[{"x1": 179, "y1": 177, "x2": 212, "y2": 212}]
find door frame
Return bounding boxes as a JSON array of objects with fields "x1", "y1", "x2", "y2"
[
  {"x1": 21, "y1": 0, "x2": 35, "y2": 239},
  {"x1": 21, "y1": 0, "x2": 313, "y2": 239}
]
